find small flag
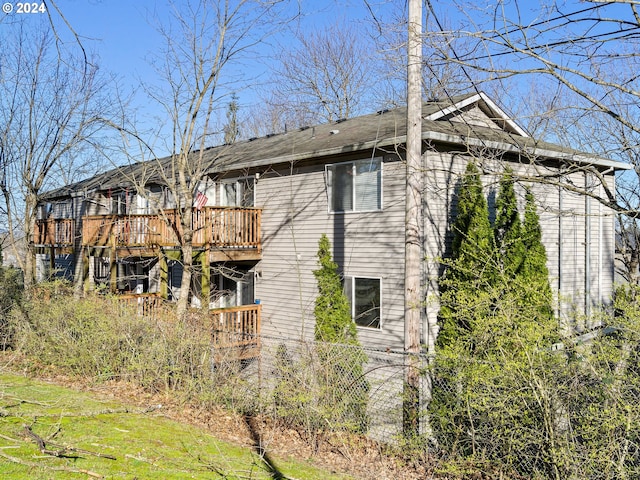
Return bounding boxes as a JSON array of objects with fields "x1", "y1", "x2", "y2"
[{"x1": 194, "y1": 191, "x2": 208, "y2": 210}]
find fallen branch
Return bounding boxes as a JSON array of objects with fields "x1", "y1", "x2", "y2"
[
  {"x1": 0, "y1": 448, "x2": 104, "y2": 478},
  {"x1": 0, "y1": 432, "x2": 21, "y2": 443},
  {"x1": 125, "y1": 452, "x2": 158, "y2": 466},
  {"x1": 2, "y1": 395, "x2": 52, "y2": 408},
  {"x1": 30, "y1": 405, "x2": 163, "y2": 419},
  {"x1": 23, "y1": 425, "x2": 116, "y2": 460}
]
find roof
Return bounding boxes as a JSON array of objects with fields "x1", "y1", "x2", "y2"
[{"x1": 43, "y1": 92, "x2": 631, "y2": 200}]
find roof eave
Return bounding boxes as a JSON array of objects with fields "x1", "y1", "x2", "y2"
[
  {"x1": 422, "y1": 130, "x2": 632, "y2": 171},
  {"x1": 210, "y1": 129, "x2": 629, "y2": 173},
  {"x1": 424, "y1": 92, "x2": 530, "y2": 138}
]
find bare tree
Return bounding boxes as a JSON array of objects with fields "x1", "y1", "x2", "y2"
[
  {"x1": 420, "y1": 0, "x2": 640, "y2": 283},
  {"x1": 0, "y1": 23, "x2": 113, "y2": 288},
  {"x1": 242, "y1": 90, "x2": 316, "y2": 138},
  {"x1": 263, "y1": 21, "x2": 376, "y2": 128},
  {"x1": 223, "y1": 94, "x2": 240, "y2": 145},
  {"x1": 371, "y1": 6, "x2": 482, "y2": 105},
  {"x1": 122, "y1": 0, "x2": 292, "y2": 317},
  {"x1": 247, "y1": 7, "x2": 477, "y2": 137}
]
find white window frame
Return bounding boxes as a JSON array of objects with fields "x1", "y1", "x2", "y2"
[
  {"x1": 111, "y1": 191, "x2": 129, "y2": 215},
  {"x1": 326, "y1": 157, "x2": 383, "y2": 213},
  {"x1": 344, "y1": 276, "x2": 382, "y2": 329},
  {"x1": 219, "y1": 177, "x2": 255, "y2": 207}
]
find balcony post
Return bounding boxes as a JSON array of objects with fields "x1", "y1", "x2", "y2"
[
  {"x1": 109, "y1": 248, "x2": 117, "y2": 294},
  {"x1": 204, "y1": 207, "x2": 211, "y2": 246},
  {"x1": 200, "y1": 251, "x2": 209, "y2": 308},
  {"x1": 159, "y1": 251, "x2": 168, "y2": 299},
  {"x1": 111, "y1": 218, "x2": 120, "y2": 293},
  {"x1": 82, "y1": 247, "x2": 90, "y2": 293},
  {"x1": 49, "y1": 246, "x2": 55, "y2": 278}
]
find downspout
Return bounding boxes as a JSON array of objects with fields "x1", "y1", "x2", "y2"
[
  {"x1": 598, "y1": 167, "x2": 614, "y2": 320},
  {"x1": 598, "y1": 181, "x2": 603, "y2": 324},
  {"x1": 558, "y1": 178, "x2": 563, "y2": 321},
  {"x1": 585, "y1": 172, "x2": 591, "y2": 318}
]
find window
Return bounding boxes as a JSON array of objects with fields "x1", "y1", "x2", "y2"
[
  {"x1": 327, "y1": 158, "x2": 382, "y2": 212},
  {"x1": 220, "y1": 177, "x2": 255, "y2": 207},
  {"x1": 111, "y1": 191, "x2": 129, "y2": 215},
  {"x1": 210, "y1": 269, "x2": 254, "y2": 309},
  {"x1": 48, "y1": 200, "x2": 72, "y2": 219},
  {"x1": 344, "y1": 276, "x2": 381, "y2": 329}
]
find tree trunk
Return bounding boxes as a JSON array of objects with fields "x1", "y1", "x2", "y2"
[
  {"x1": 23, "y1": 198, "x2": 37, "y2": 291},
  {"x1": 629, "y1": 246, "x2": 639, "y2": 286},
  {"x1": 176, "y1": 242, "x2": 193, "y2": 319},
  {"x1": 176, "y1": 208, "x2": 194, "y2": 319},
  {"x1": 24, "y1": 243, "x2": 36, "y2": 291}
]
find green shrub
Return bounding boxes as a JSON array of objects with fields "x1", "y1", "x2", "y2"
[
  {"x1": 0, "y1": 265, "x2": 23, "y2": 348},
  {"x1": 313, "y1": 234, "x2": 369, "y2": 433},
  {"x1": 10, "y1": 287, "x2": 213, "y2": 392}
]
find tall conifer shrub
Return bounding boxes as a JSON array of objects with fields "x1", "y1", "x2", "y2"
[
  {"x1": 438, "y1": 162, "x2": 495, "y2": 347},
  {"x1": 313, "y1": 234, "x2": 356, "y2": 343},
  {"x1": 312, "y1": 234, "x2": 369, "y2": 432},
  {"x1": 432, "y1": 165, "x2": 559, "y2": 475},
  {"x1": 519, "y1": 188, "x2": 555, "y2": 324},
  {"x1": 494, "y1": 167, "x2": 525, "y2": 278}
]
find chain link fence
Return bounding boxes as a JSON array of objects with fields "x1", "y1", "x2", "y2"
[
  {"x1": 208, "y1": 330, "x2": 640, "y2": 479},
  {"x1": 209, "y1": 334, "x2": 430, "y2": 444},
  {"x1": 13, "y1": 289, "x2": 640, "y2": 479}
]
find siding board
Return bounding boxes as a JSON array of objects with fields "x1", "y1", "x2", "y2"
[
  {"x1": 255, "y1": 151, "x2": 617, "y2": 350},
  {"x1": 256, "y1": 159, "x2": 407, "y2": 348}
]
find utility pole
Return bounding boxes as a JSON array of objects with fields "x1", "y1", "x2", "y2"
[{"x1": 404, "y1": 0, "x2": 422, "y2": 437}]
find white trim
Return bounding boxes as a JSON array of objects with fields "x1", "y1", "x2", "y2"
[
  {"x1": 326, "y1": 157, "x2": 383, "y2": 213},
  {"x1": 425, "y1": 92, "x2": 530, "y2": 138},
  {"x1": 345, "y1": 275, "x2": 383, "y2": 330},
  {"x1": 421, "y1": 130, "x2": 632, "y2": 170}
]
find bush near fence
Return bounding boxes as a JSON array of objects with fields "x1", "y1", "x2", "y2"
[{"x1": 8, "y1": 284, "x2": 640, "y2": 479}]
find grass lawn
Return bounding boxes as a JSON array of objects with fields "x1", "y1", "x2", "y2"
[{"x1": 0, "y1": 371, "x2": 351, "y2": 479}]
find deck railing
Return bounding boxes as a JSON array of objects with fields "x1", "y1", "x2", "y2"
[
  {"x1": 81, "y1": 207, "x2": 261, "y2": 250},
  {"x1": 33, "y1": 218, "x2": 75, "y2": 246},
  {"x1": 117, "y1": 295, "x2": 261, "y2": 359},
  {"x1": 210, "y1": 304, "x2": 261, "y2": 358},
  {"x1": 119, "y1": 293, "x2": 166, "y2": 317}
]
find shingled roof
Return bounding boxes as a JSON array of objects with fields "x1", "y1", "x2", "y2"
[{"x1": 42, "y1": 92, "x2": 630, "y2": 200}]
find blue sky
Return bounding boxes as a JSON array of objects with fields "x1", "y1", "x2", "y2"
[
  {"x1": 44, "y1": 1, "x2": 393, "y2": 113},
  {"x1": 4, "y1": 0, "x2": 633, "y2": 156},
  {"x1": 5, "y1": 0, "x2": 399, "y2": 159}
]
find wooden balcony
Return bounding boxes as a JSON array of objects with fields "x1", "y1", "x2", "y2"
[
  {"x1": 119, "y1": 295, "x2": 261, "y2": 360},
  {"x1": 210, "y1": 304, "x2": 261, "y2": 360},
  {"x1": 81, "y1": 207, "x2": 261, "y2": 259},
  {"x1": 34, "y1": 218, "x2": 74, "y2": 246},
  {"x1": 119, "y1": 293, "x2": 167, "y2": 317}
]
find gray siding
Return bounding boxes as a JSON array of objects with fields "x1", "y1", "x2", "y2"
[
  {"x1": 255, "y1": 151, "x2": 617, "y2": 351},
  {"x1": 452, "y1": 105, "x2": 501, "y2": 130},
  {"x1": 50, "y1": 200, "x2": 73, "y2": 218},
  {"x1": 422, "y1": 153, "x2": 616, "y2": 350},
  {"x1": 255, "y1": 157, "x2": 407, "y2": 350}
]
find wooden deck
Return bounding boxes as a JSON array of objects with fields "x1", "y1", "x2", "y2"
[
  {"x1": 33, "y1": 218, "x2": 74, "y2": 246},
  {"x1": 119, "y1": 292, "x2": 167, "y2": 317},
  {"x1": 209, "y1": 304, "x2": 261, "y2": 361},
  {"x1": 118, "y1": 294, "x2": 261, "y2": 360},
  {"x1": 80, "y1": 207, "x2": 261, "y2": 258}
]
